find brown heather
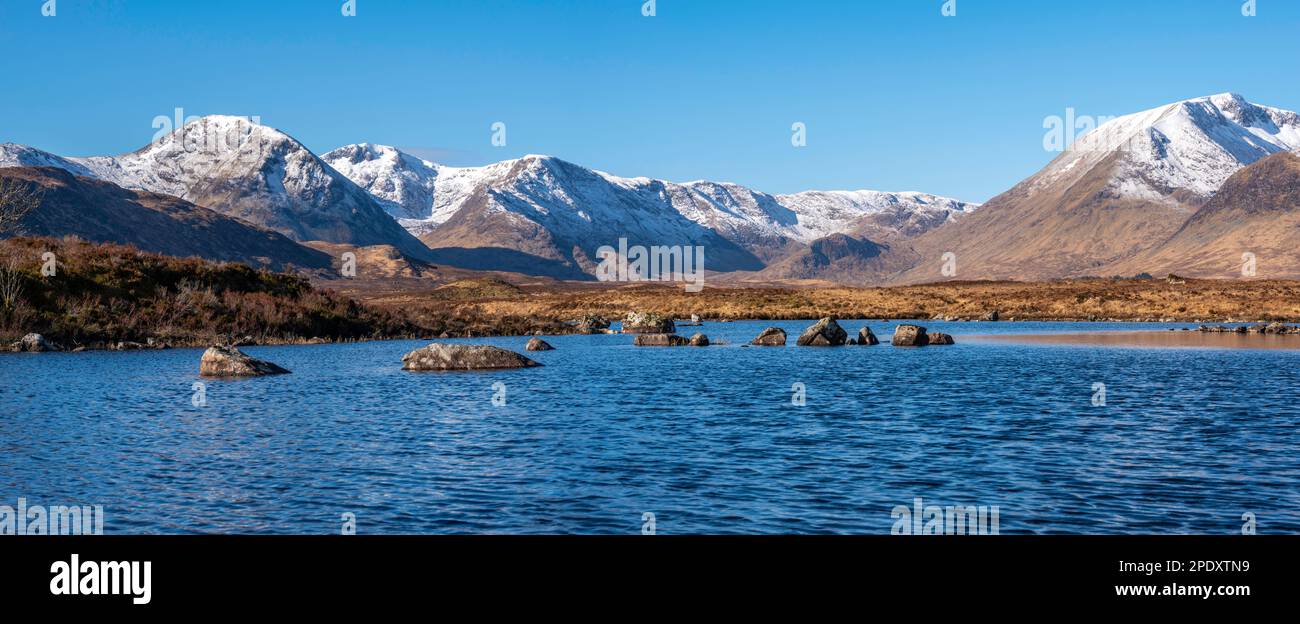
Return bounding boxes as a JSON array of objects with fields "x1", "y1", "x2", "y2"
[{"x1": 348, "y1": 279, "x2": 1300, "y2": 326}]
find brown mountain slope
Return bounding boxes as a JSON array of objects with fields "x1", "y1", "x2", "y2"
[
  {"x1": 1103, "y1": 152, "x2": 1300, "y2": 279},
  {"x1": 896, "y1": 151, "x2": 1195, "y2": 284},
  {"x1": 756, "y1": 233, "x2": 921, "y2": 285},
  {"x1": 2, "y1": 166, "x2": 332, "y2": 272}
]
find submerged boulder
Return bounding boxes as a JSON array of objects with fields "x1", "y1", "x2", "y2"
[
  {"x1": 621, "y1": 311, "x2": 675, "y2": 334},
  {"x1": 751, "y1": 327, "x2": 787, "y2": 346},
  {"x1": 891, "y1": 325, "x2": 930, "y2": 347},
  {"x1": 402, "y1": 343, "x2": 540, "y2": 371},
  {"x1": 525, "y1": 337, "x2": 555, "y2": 351},
  {"x1": 688, "y1": 333, "x2": 710, "y2": 347},
  {"x1": 200, "y1": 345, "x2": 290, "y2": 377},
  {"x1": 856, "y1": 327, "x2": 879, "y2": 346},
  {"x1": 796, "y1": 318, "x2": 848, "y2": 346},
  {"x1": 928, "y1": 332, "x2": 956, "y2": 345},
  {"x1": 633, "y1": 333, "x2": 688, "y2": 347}
]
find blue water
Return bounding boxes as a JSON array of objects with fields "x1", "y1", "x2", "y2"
[{"x1": 2, "y1": 320, "x2": 1298, "y2": 534}]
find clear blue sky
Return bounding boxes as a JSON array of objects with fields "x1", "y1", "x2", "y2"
[{"x1": 1, "y1": 0, "x2": 1297, "y2": 202}]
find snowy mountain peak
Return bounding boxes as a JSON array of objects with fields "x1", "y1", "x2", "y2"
[
  {"x1": 0, "y1": 143, "x2": 97, "y2": 177},
  {"x1": 1041, "y1": 93, "x2": 1300, "y2": 202}
]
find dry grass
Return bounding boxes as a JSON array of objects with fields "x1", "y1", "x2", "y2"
[{"x1": 345, "y1": 278, "x2": 1300, "y2": 325}]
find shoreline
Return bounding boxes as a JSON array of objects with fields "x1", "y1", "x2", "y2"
[{"x1": 9, "y1": 318, "x2": 1300, "y2": 354}]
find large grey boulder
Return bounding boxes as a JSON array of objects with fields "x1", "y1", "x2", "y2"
[
  {"x1": 796, "y1": 318, "x2": 848, "y2": 346},
  {"x1": 621, "y1": 311, "x2": 675, "y2": 334},
  {"x1": 11, "y1": 333, "x2": 61, "y2": 352},
  {"x1": 402, "y1": 343, "x2": 540, "y2": 371},
  {"x1": 688, "y1": 333, "x2": 710, "y2": 347},
  {"x1": 856, "y1": 327, "x2": 879, "y2": 346},
  {"x1": 751, "y1": 327, "x2": 787, "y2": 346},
  {"x1": 633, "y1": 333, "x2": 688, "y2": 347},
  {"x1": 891, "y1": 325, "x2": 930, "y2": 347},
  {"x1": 200, "y1": 345, "x2": 290, "y2": 377}
]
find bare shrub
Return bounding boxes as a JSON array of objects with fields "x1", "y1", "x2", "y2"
[{"x1": 0, "y1": 177, "x2": 42, "y2": 235}]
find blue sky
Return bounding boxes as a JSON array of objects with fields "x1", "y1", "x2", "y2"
[{"x1": 1, "y1": 0, "x2": 1297, "y2": 202}]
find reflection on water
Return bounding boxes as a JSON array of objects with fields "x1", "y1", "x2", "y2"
[{"x1": 966, "y1": 331, "x2": 1300, "y2": 351}]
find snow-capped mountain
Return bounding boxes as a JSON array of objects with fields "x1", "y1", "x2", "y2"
[
  {"x1": 1034, "y1": 92, "x2": 1300, "y2": 204},
  {"x1": 2, "y1": 117, "x2": 433, "y2": 261},
  {"x1": 899, "y1": 93, "x2": 1300, "y2": 283},
  {"x1": 1, "y1": 165, "x2": 333, "y2": 272},
  {"x1": 12, "y1": 94, "x2": 1292, "y2": 284},
  {"x1": 0, "y1": 143, "x2": 98, "y2": 178},
  {"x1": 323, "y1": 144, "x2": 979, "y2": 276}
]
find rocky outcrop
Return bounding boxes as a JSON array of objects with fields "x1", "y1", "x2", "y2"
[
  {"x1": 402, "y1": 343, "x2": 540, "y2": 371},
  {"x1": 574, "y1": 314, "x2": 611, "y2": 333},
  {"x1": 9, "y1": 333, "x2": 61, "y2": 352},
  {"x1": 856, "y1": 327, "x2": 879, "y2": 346},
  {"x1": 981, "y1": 310, "x2": 1000, "y2": 322},
  {"x1": 796, "y1": 317, "x2": 848, "y2": 346},
  {"x1": 928, "y1": 332, "x2": 956, "y2": 345},
  {"x1": 525, "y1": 337, "x2": 554, "y2": 351},
  {"x1": 688, "y1": 333, "x2": 710, "y2": 347},
  {"x1": 633, "y1": 333, "x2": 688, "y2": 347},
  {"x1": 751, "y1": 327, "x2": 787, "y2": 346},
  {"x1": 891, "y1": 325, "x2": 930, "y2": 346},
  {"x1": 621, "y1": 312, "x2": 675, "y2": 334},
  {"x1": 199, "y1": 345, "x2": 290, "y2": 377},
  {"x1": 1199, "y1": 323, "x2": 1300, "y2": 334}
]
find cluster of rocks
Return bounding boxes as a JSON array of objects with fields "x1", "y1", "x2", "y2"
[
  {"x1": 929, "y1": 310, "x2": 1000, "y2": 322},
  {"x1": 6, "y1": 333, "x2": 182, "y2": 353},
  {"x1": 749, "y1": 319, "x2": 955, "y2": 348},
  {"x1": 1197, "y1": 323, "x2": 1300, "y2": 335},
  {"x1": 7, "y1": 333, "x2": 62, "y2": 352}
]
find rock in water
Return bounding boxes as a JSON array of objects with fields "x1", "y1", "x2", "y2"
[
  {"x1": 525, "y1": 337, "x2": 554, "y2": 351},
  {"x1": 12, "y1": 333, "x2": 61, "y2": 352},
  {"x1": 797, "y1": 318, "x2": 848, "y2": 346},
  {"x1": 982, "y1": 310, "x2": 1000, "y2": 322},
  {"x1": 928, "y1": 332, "x2": 956, "y2": 345},
  {"x1": 574, "y1": 314, "x2": 611, "y2": 333},
  {"x1": 857, "y1": 327, "x2": 879, "y2": 346},
  {"x1": 688, "y1": 333, "x2": 709, "y2": 347},
  {"x1": 200, "y1": 345, "x2": 290, "y2": 377},
  {"x1": 892, "y1": 325, "x2": 930, "y2": 347},
  {"x1": 751, "y1": 327, "x2": 787, "y2": 346},
  {"x1": 402, "y1": 343, "x2": 540, "y2": 371},
  {"x1": 621, "y1": 311, "x2": 675, "y2": 334},
  {"x1": 633, "y1": 334, "x2": 688, "y2": 347}
]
